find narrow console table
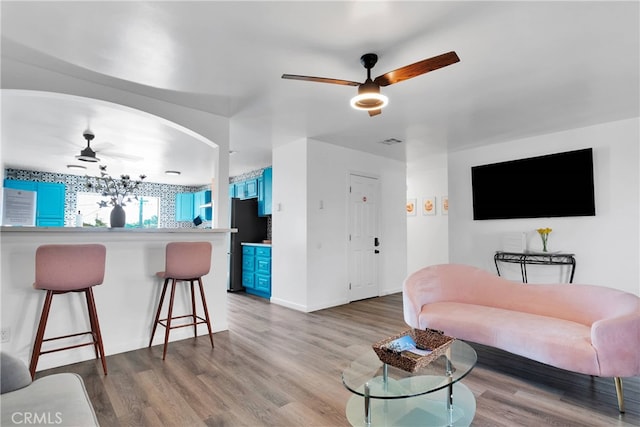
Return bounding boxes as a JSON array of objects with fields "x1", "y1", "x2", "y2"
[{"x1": 494, "y1": 251, "x2": 576, "y2": 283}]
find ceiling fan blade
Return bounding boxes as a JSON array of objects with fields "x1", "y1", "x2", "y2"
[
  {"x1": 368, "y1": 109, "x2": 382, "y2": 117},
  {"x1": 281, "y1": 74, "x2": 360, "y2": 87},
  {"x1": 373, "y1": 51, "x2": 460, "y2": 87}
]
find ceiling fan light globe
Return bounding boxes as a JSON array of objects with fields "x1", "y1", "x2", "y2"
[{"x1": 350, "y1": 92, "x2": 388, "y2": 111}]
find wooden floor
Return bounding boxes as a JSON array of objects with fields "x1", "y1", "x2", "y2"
[{"x1": 40, "y1": 292, "x2": 639, "y2": 426}]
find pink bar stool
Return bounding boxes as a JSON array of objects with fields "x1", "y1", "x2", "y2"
[
  {"x1": 29, "y1": 244, "x2": 107, "y2": 379},
  {"x1": 149, "y1": 242, "x2": 214, "y2": 360}
]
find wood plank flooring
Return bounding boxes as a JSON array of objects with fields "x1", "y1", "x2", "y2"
[{"x1": 39, "y1": 292, "x2": 639, "y2": 426}]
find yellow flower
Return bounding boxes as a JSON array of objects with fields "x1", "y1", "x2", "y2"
[{"x1": 537, "y1": 227, "x2": 552, "y2": 235}]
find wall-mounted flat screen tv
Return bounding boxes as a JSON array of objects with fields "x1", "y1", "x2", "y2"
[{"x1": 471, "y1": 148, "x2": 595, "y2": 220}]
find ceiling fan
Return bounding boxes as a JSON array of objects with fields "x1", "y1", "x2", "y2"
[
  {"x1": 282, "y1": 51, "x2": 460, "y2": 116},
  {"x1": 74, "y1": 128, "x2": 144, "y2": 164},
  {"x1": 76, "y1": 128, "x2": 100, "y2": 162}
]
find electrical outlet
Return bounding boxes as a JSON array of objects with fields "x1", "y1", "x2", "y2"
[{"x1": 1, "y1": 328, "x2": 10, "y2": 343}]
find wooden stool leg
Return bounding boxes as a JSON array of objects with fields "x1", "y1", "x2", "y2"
[
  {"x1": 85, "y1": 290, "x2": 100, "y2": 360},
  {"x1": 29, "y1": 290, "x2": 54, "y2": 379},
  {"x1": 197, "y1": 278, "x2": 215, "y2": 348},
  {"x1": 162, "y1": 279, "x2": 178, "y2": 360},
  {"x1": 190, "y1": 280, "x2": 197, "y2": 338},
  {"x1": 86, "y1": 287, "x2": 107, "y2": 375},
  {"x1": 149, "y1": 279, "x2": 169, "y2": 347}
]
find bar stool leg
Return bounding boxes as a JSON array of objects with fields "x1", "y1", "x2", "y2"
[
  {"x1": 84, "y1": 290, "x2": 100, "y2": 360},
  {"x1": 29, "y1": 290, "x2": 54, "y2": 379},
  {"x1": 162, "y1": 279, "x2": 178, "y2": 360},
  {"x1": 85, "y1": 287, "x2": 108, "y2": 375},
  {"x1": 190, "y1": 280, "x2": 197, "y2": 338},
  {"x1": 197, "y1": 278, "x2": 215, "y2": 348},
  {"x1": 149, "y1": 279, "x2": 169, "y2": 347}
]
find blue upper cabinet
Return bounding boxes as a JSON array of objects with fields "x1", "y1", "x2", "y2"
[
  {"x1": 235, "y1": 181, "x2": 246, "y2": 199},
  {"x1": 231, "y1": 167, "x2": 272, "y2": 215},
  {"x1": 244, "y1": 178, "x2": 258, "y2": 199},
  {"x1": 175, "y1": 192, "x2": 194, "y2": 221},
  {"x1": 36, "y1": 182, "x2": 66, "y2": 222},
  {"x1": 258, "y1": 167, "x2": 272, "y2": 216},
  {"x1": 3, "y1": 179, "x2": 37, "y2": 191},
  {"x1": 176, "y1": 190, "x2": 211, "y2": 222},
  {"x1": 193, "y1": 190, "x2": 212, "y2": 221},
  {"x1": 3, "y1": 179, "x2": 65, "y2": 226}
]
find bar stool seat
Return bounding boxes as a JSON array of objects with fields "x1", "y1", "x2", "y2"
[
  {"x1": 29, "y1": 244, "x2": 107, "y2": 379},
  {"x1": 149, "y1": 241, "x2": 214, "y2": 360}
]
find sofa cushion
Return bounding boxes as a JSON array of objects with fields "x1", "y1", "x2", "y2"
[{"x1": 420, "y1": 302, "x2": 600, "y2": 376}]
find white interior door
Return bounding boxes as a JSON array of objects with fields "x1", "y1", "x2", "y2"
[{"x1": 348, "y1": 174, "x2": 380, "y2": 302}]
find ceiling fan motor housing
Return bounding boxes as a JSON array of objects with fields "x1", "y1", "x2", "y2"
[{"x1": 76, "y1": 128, "x2": 99, "y2": 162}]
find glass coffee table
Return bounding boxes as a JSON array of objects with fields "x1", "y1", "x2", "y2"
[{"x1": 342, "y1": 340, "x2": 477, "y2": 427}]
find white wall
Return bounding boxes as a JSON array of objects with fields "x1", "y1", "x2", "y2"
[
  {"x1": 406, "y1": 152, "x2": 449, "y2": 274},
  {"x1": 272, "y1": 138, "x2": 407, "y2": 312},
  {"x1": 448, "y1": 118, "x2": 639, "y2": 295},
  {"x1": 271, "y1": 139, "x2": 309, "y2": 311}
]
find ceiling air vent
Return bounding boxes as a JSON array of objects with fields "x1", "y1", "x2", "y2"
[{"x1": 378, "y1": 138, "x2": 403, "y2": 146}]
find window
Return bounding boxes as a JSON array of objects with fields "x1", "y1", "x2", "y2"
[{"x1": 76, "y1": 192, "x2": 159, "y2": 228}]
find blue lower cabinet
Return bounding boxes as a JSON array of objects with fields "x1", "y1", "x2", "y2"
[{"x1": 241, "y1": 244, "x2": 271, "y2": 299}]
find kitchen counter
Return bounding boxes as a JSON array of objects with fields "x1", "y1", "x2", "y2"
[{"x1": 0, "y1": 227, "x2": 233, "y2": 372}]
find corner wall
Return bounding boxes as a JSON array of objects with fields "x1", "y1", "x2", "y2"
[
  {"x1": 406, "y1": 153, "x2": 449, "y2": 274},
  {"x1": 447, "y1": 118, "x2": 639, "y2": 294},
  {"x1": 272, "y1": 138, "x2": 407, "y2": 312}
]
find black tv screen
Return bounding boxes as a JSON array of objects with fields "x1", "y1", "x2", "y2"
[{"x1": 471, "y1": 148, "x2": 595, "y2": 220}]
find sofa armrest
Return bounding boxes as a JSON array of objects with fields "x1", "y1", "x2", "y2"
[
  {"x1": 1, "y1": 372, "x2": 99, "y2": 426},
  {"x1": 0, "y1": 353, "x2": 32, "y2": 394},
  {"x1": 591, "y1": 310, "x2": 640, "y2": 377}
]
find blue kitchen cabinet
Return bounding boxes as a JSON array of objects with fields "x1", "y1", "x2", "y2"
[
  {"x1": 241, "y1": 244, "x2": 271, "y2": 299},
  {"x1": 234, "y1": 181, "x2": 246, "y2": 199},
  {"x1": 244, "y1": 178, "x2": 258, "y2": 199},
  {"x1": 241, "y1": 245, "x2": 256, "y2": 290},
  {"x1": 176, "y1": 190, "x2": 212, "y2": 222},
  {"x1": 3, "y1": 179, "x2": 65, "y2": 226},
  {"x1": 3, "y1": 179, "x2": 37, "y2": 191},
  {"x1": 233, "y1": 178, "x2": 258, "y2": 200},
  {"x1": 175, "y1": 192, "x2": 194, "y2": 221},
  {"x1": 36, "y1": 182, "x2": 66, "y2": 222},
  {"x1": 229, "y1": 183, "x2": 236, "y2": 198},
  {"x1": 258, "y1": 167, "x2": 272, "y2": 216},
  {"x1": 193, "y1": 190, "x2": 212, "y2": 221}
]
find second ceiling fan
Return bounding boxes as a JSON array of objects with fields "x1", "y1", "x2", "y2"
[{"x1": 282, "y1": 51, "x2": 460, "y2": 116}]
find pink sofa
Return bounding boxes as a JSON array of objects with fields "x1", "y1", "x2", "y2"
[{"x1": 403, "y1": 264, "x2": 640, "y2": 412}]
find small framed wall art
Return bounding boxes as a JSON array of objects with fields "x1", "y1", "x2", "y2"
[
  {"x1": 422, "y1": 196, "x2": 436, "y2": 216},
  {"x1": 406, "y1": 198, "x2": 417, "y2": 216},
  {"x1": 441, "y1": 195, "x2": 449, "y2": 215}
]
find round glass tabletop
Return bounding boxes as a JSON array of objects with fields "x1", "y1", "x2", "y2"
[{"x1": 342, "y1": 339, "x2": 477, "y2": 399}]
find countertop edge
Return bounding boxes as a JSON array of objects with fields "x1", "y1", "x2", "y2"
[{"x1": 1, "y1": 227, "x2": 238, "y2": 233}]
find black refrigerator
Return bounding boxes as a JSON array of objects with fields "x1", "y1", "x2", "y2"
[{"x1": 228, "y1": 198, "x2": 268, "y2": 292}]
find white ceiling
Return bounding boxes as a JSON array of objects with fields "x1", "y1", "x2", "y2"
[{"x1": 1, "y1": 1, "x2": 638, "y2": 185}]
